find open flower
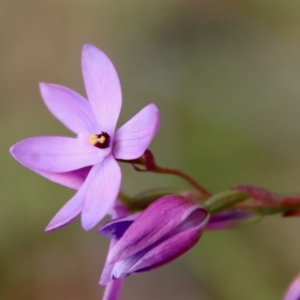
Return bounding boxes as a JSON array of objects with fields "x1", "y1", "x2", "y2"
[
  {"x1": 98, "y1": 195, "x2": 209, "y2": 284},
  {"x1": 10, "y1": 44, "x2": 160, "y2": 231}
]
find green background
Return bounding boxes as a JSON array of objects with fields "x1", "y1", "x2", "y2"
[{"x1": 2, "y1": 1, "x2": 300, "y2": 299}]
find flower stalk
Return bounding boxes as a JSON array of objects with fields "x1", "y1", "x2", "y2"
[{"x1": 120, "y1": 149, "x2": 212, "y2": 198}]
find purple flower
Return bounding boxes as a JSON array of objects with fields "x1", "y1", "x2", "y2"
[
  {"x1": 98, "y1": 195, "x2": 209, "y2": 284},
  {"x1": 284, "y1": 274, "x2": 300, "y2": 300},
  {"x1": 10, "y1": 44, "x2": 160, "y2": 231}
]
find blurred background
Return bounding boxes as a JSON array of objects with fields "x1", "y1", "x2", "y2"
[{"x1": 2, "y1": 0, "x2": 300, "y2": 299}]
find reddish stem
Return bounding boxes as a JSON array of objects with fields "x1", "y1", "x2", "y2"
[
  {"x1": 118, "y1": 150, "x2": 212, "y2": 198},
  {"x1": 154, "y1": 166, "x2": 212, "y2": 197},
  {"x1": 235, "y1": 198, "x2": 300, "y2": 210}
]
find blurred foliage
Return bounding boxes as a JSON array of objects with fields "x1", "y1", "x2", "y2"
[{"x1": 2, "y1": 0, "x2": 300, "y2": 299}]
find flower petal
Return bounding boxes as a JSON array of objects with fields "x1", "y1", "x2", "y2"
[
  {"x1": 81, "y1": 44, "x2": 122, "y2": 134},
  {"x1": 98, "y1": 213, "x2": 139, "y2": 240},
  {"x1": 111, "y1": 250, "x2": 146, "y2": 280},
  {"x1": 107, "y1": 195, "x2": 205, "y2": 264},
  {"x1": 45, "y1": 164, "x2": 101, "y2": 231},
  {"x1": 100, "y1": 238, "x2": 119, "y2": 285},
  {"x1": 39, "y1": 83, "x2": 96, "y2": 134},
  {"x1": 10, "y1": 136, "x2": 107, "y2": 172},
  {"x1": 113, "y1": 104, "x2": 160, "y2": 160},
  {"x1": 127, "y1": 226, "x2": 203, "y2": 274},
  {"x1": 111, "y1": 211, "x2": 207, "y2": 278},
  {"x1": 33, "y1": 166, "x2": 91, "y2": 190},
  {"x1": 45, "y1": 186, "x2": 87, "y2": 232},
  {"x1": 284, "y1": 274, "x2": 300, "y2": 300},
  {"x1": 99, "y1": 203, "x2": 129, "y2": 286},
  {"x1": 81, "y1": 155, "x2": 121, "y2": 230}
]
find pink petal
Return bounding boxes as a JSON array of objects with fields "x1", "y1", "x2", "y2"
[
  {"x1": 45, "y1": 164, "x2": 100, "y2": 231},
  {"x1": 111, "y1": 252, "x2": 144, "y2": 279},
  {"x1": 81, "y1": 155, "x2": 121, "y2": 230},
  {"x1": 40, "y1": 83, "x2": 97, "y2": 134},
  {"x1": 45, "y1": 185, "x2": 87, "y2": 231},
  {"x1": 284, "y1": 275, "x2": 300, "y2": 300},
  {"x1": 33, "y1": 166, "x2": 91, "y2": 190},
  {"x1": 98, "y1": 213, "x2": 139, "y2": 240},
  {"x1": 100, "y1": 203, "x2": 129, "y2": 286},
  {"x1": 113, "y1": 104, "x2": 160, "y2": 160},
  {"x1": 81, "y1": 44, "x2": 122, "y2": 134},
  {"x1": 100, "y1": 241, "x2": 116, "y2": 285},
  {"x1": 111, "y1": 208, "x2": 208, "y2": 278},
  {"x1": 10, "y1": 136, "x2": 108, "y2": 173},
  {"x1": 126, "y1": 226, "x2": 203, "y2": 274},
  {"x1": 107, "y1": 195, "x2": 202, "y2": 264}
]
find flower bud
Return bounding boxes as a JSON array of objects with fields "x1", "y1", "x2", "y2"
[{"x1": 98, "y1": 195, "x2": 209, "y2": 284}]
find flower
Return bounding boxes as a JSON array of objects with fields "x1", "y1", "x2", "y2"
[
  {"x1": 10, "y1": 44, "x2": 160, "y2": 231},
  {"x1": 284, "y1": 274, "x2": 300, "y2": 300},
  {"x1": 98, "y1": 195, "x2": 209, "y2": 284}
]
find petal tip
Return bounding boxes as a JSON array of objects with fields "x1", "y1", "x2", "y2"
[
  {"x1": 45, "y1": 216, "x2": 70, "y2": 232},
  {"x1": 81, "y1": 206, "x2": 102, "y2": 231},
  {"x1": 9, "y1": 142, "x2": 25, "y2": 164},
  {"x1": 45, "y1": 219, "x2": 70, "y2": 232},
  {"x1": 82, "y1": 43, "x2": 94, "y2": 49},
  {"x1": 81, "y1": 216, "x2": 97, "y2": 231},
  {"x1": 9, "y1": 144, "x2": 16, "y2": 156},
  {"x1": 82, "y1": 43, "x2": 93, "y2": 49},
  {"x1": 38, "y1": 81, "x2": 47, "y2": 88},
  {"x1": 44, "y1": 223, "x2": 57, "y2": 232},
  {"x1": 98, "y1": 280, "x2": 106, "y2": 286},
  {"x1": 149, "y1": 103, "x2": 159, "y2": 111},
  {"x1": 39, "y1": 82, "x2": 54, "y2": 94},
  {"x1": 82, "y1": 43, "x2": 101, "y2": 57},
  {"x1": 81, "y1": 43, "x2": 112, "y2": 67}
]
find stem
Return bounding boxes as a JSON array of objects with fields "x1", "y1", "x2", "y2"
[
  {"x1": 236, "y1": 201, "x2": 300, "y2": 210},
  {"x1": 117, "y1": 150, "x2": 212, "y2": 198},
  {"x1": 204, "y1": 191, "x2": 250, "y2": 214},
  {"x1": 154, "y1": 166, "x2": 212, "y2": 197},
  {"x1": 103, "y1": 279, "x2": 124, "y2": 300}
]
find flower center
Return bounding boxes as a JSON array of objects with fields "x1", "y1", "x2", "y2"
[{"x1": 89, "y1": 132, "x2": 110, "y2": 149}]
